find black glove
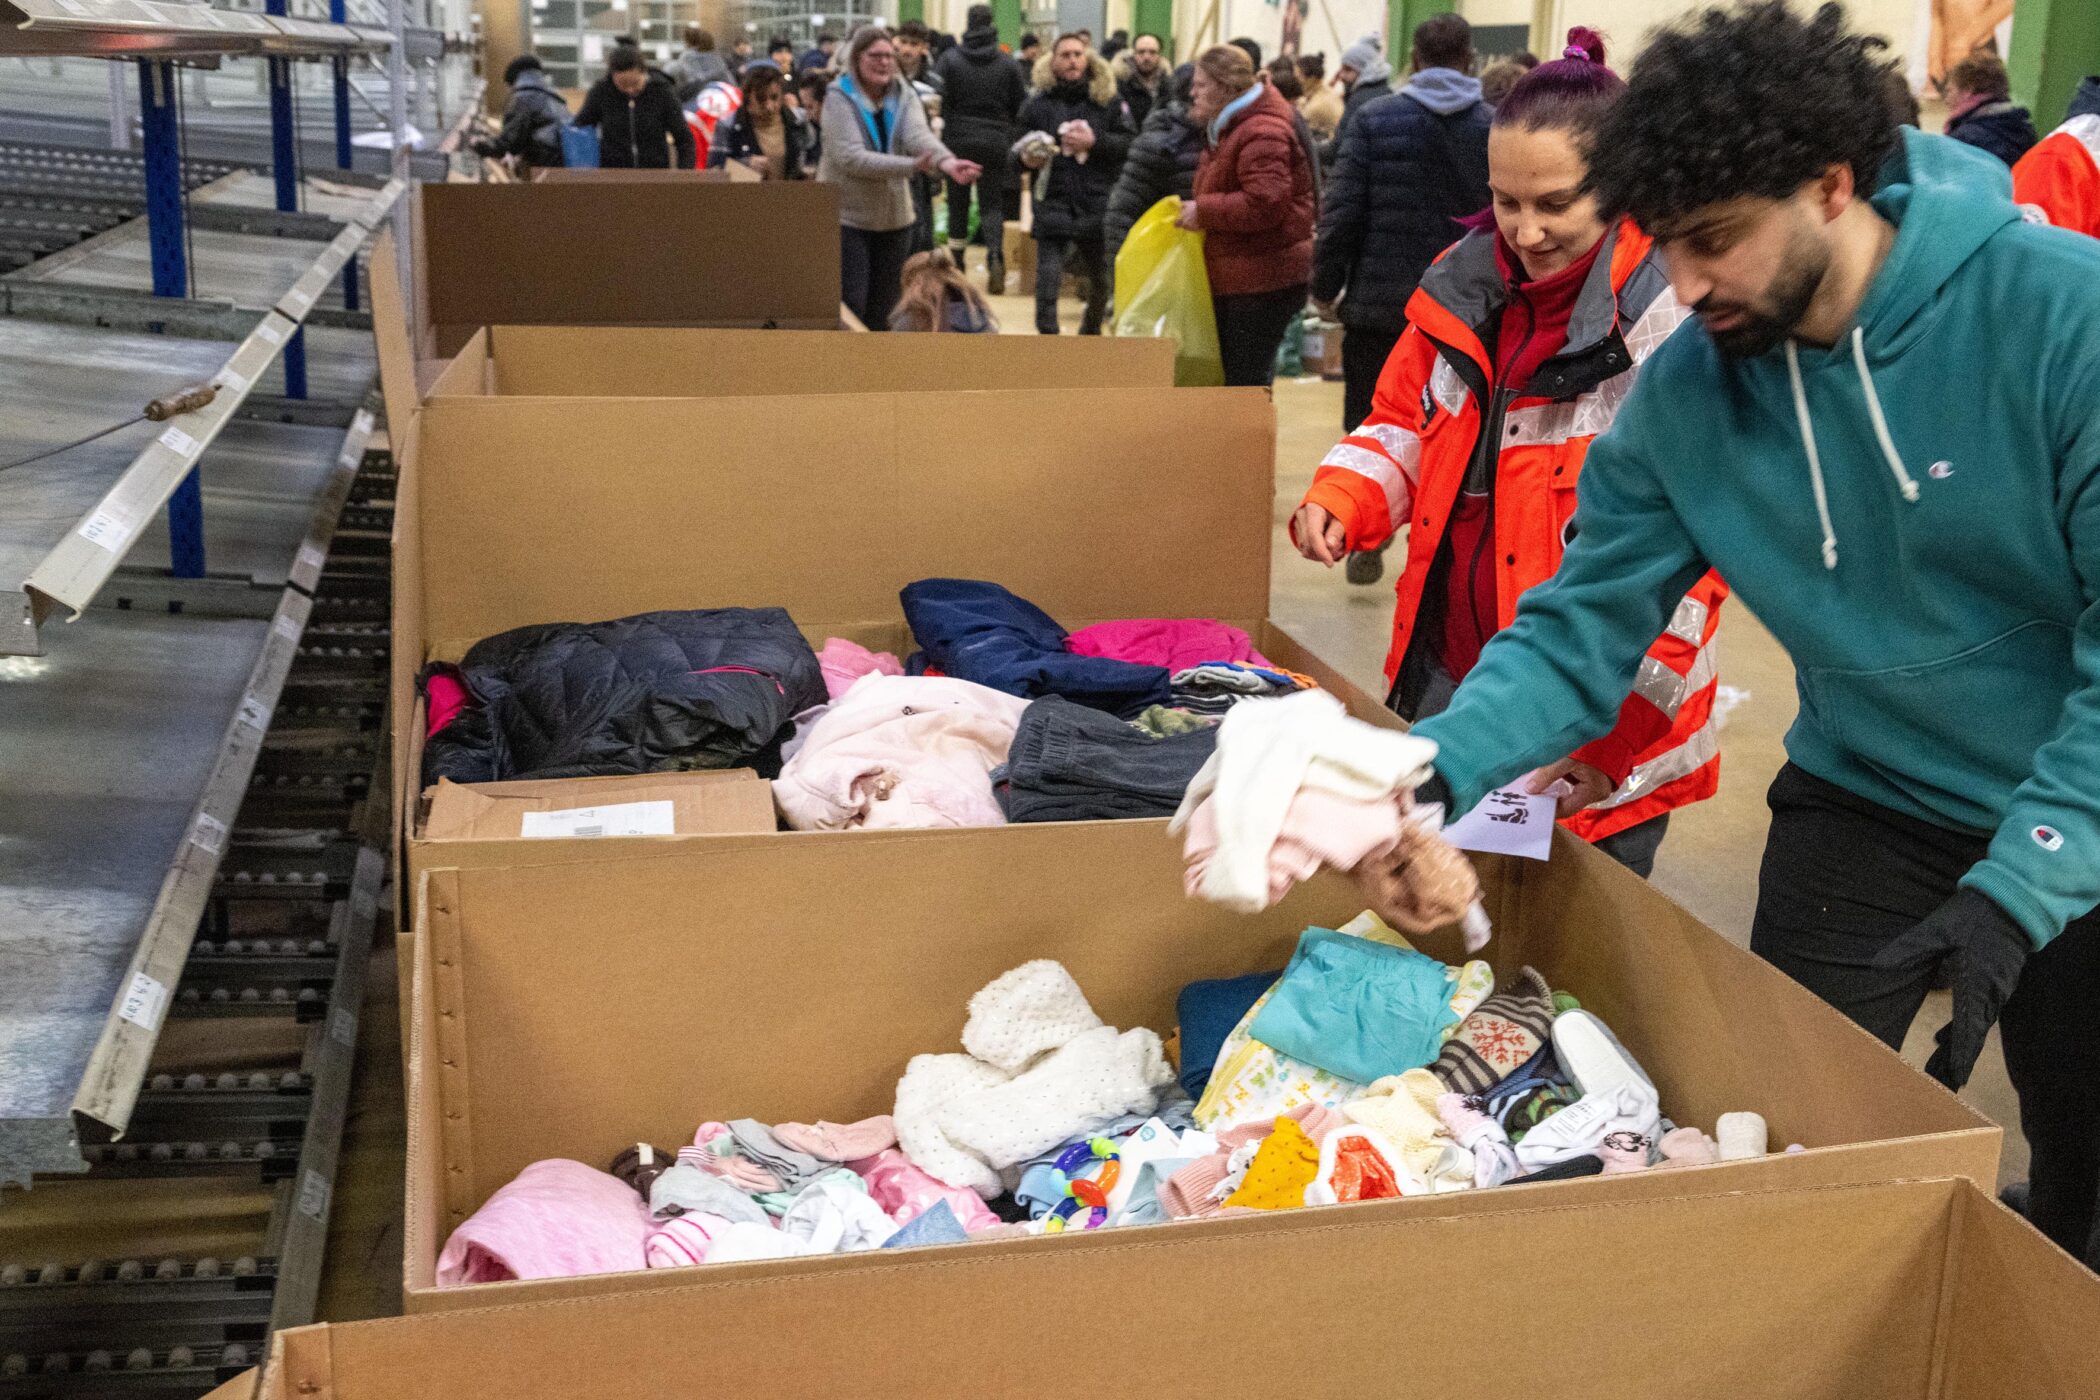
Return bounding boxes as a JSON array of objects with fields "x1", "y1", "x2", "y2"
[{"x1": 1871, "y1": 889, "x2": 2031, "y2": 1091}]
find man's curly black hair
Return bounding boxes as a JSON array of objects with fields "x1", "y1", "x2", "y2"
[{"x1": 1588, "y1": 2, "x2": 1899, "y2": 233}]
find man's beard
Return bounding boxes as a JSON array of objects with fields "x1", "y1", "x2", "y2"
[{"x1": 1701, "y1": 221, "x2": 1830, "y2": 360}]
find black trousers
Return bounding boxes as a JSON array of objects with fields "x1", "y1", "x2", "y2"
[
  {"x1": 1342, "y1": 321, "x2": 1404, "y2": 431},
  {"x1": 945, "y1": 148, "x2": 1007, "y2": 258},
  {"x1": 1751, "y1": 762, "x2": 2100, "y2": 1269},
  {"x1": 1035, "y1": 234, "x2": 1108, "y2": 335},
  {"x1": 909, "y1": 173, "x2": 938, "y2": 254},
  {"x1": 840, "y1": 224, "x2": 914, "y2": 332},
  {"x1": 1213, "y1": 284, "x2": 1308, "y2": 388}
]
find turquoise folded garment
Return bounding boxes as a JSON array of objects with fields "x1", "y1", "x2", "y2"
[{"x1": 1248, "y1": 927, "x2": 1459, "y2": 1082}]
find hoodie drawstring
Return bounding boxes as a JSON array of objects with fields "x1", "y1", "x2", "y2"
[
  {"x1": 1784, "y1": 330, "x2": 1923, "y2": 572},
  {"x1": 1784, "y1": 341, "x2": 1840, "y2": 572},
  {"x1": 1850, "y1": 325, "x2": 1922, "y2": 503}
]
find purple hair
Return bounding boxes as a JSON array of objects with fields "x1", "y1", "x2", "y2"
[{"x1": 1491, "y1": 26, "x2": 1624, "y2": 134}]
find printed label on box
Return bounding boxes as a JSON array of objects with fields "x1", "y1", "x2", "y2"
[
  {"x1": 1444, "y1": 786, "x2": 1557, "y2": 861},
  {"x1": 79, "y1": 510, "x2": 130, "y2": 552},
  {"x1": 158, "y1": 425, "x2": 198, "y2": 457},
  {"x1": 218, "y1": 369, "x2": 247, "y2": 396},
  {"x1": 190, "y1": 812, "x2": 228, "y2": 855},
  {"x1": 298, "y1": 1169, "x2": 331, "y2": 1220},
  {"x1": 296, "y1": 543, "x2": 326, "y2": 574},
  {"x1": 238, "y1": 696, "x2": 271, "y2": 733},
  {"x1": 119, "y1": 972, "x2": 168, "y2": 1031},
  {"x1": 331, "y1": 1007, "x2": 357, "y2": 1048},
  {"x1": 257, "y1": 322, "x2": 285, "y2": 346},
  {"x1": 519, "y1": 800, "x2": 676, "y2": 839},
  {"x1": 273, "y1": 614, "x2": 301, "y2": 642},
  {"x1": 55, "y1": 0, "x2": 88, "y2": 13}
]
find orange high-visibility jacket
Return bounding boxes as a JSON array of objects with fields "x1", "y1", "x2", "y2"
[
  {"x1": 1296, "y1": 219, "x2": 1726, "y2": 841},
  {"x1": 2013, "y1": 115, "x2": 2100, "y2": 239}
]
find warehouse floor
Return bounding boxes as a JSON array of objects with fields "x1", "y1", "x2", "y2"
[{"x1": 312, "y1": 289, "x2": 2025, "y2": 1324}]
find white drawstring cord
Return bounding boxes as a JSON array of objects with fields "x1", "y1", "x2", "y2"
[
  {"x1": 1785, "y1": 341, "x2": 1840, "y2": 571},
  {"x1": 1850, "y1": 326, "x2": 1921, "y2": 503}
]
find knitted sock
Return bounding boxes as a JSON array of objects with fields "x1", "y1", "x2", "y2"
[
  {"x1": 1162, "y1": 1154, "x2": 1234, "y2": 1219},
  {"x1": 644, "y1": 1212, "x2": 733, "y2": 1268},
  {"x1": 774, "y1": 1116, "x2": 898, "y2": 1163},
  {"x1": 1429, "y1": 967, "x2": 1557, "y2": 1095},
  {"x1": 1717, "y1": 1112, "x2": 1769, "y2": 1161},
  {"x1": 607, "y1": 1143, "x2": 675, "y2": 1200},
  {"x1": 961, "y1": 960, "x2": 1104, "y2": 1072},
  {"x1": 1223, "y1": 1116, "x2": 1322, "y2": 1210},
  {"x1": 1654, "y1": 1126, "x2": 1720, "y2": 1169}
]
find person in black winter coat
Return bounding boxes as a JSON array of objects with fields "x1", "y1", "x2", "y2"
[
  {"x1": 1114, "y1": 32, "x2": 1171, "y2": 130},
  {"x1": 474, "y1": 55, "x2": 572, "y2": 169},
  {"x1": 709, "y1": 64, "x2": 812, "y2": 179},
  {"x1": 934, "y1": 4, "x2": 1028, "y2": 290},
  {"x1": 577, "y1": 47, "x2": 696, "y2": 168},
  {"x1": 1325, "y1": 32, "x2": 1392, "y2": 159},
  {"x1": 1102, "y1": 67, "x2": 1202, "y2": 260},
  {"x1": 1017, "y1": 35, "x2": 1134, "y2": 334},
  {"x1": 1943, "y1": 50, "x2": 2039, "y2": 168}
]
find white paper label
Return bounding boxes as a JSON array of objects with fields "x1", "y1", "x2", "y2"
[
  {"x1": 330, "y1": 1006, "x2": 357, "y2": 1047},
  {"x1": 273, "y1": 614, "x2": 301, "y2": 642},
  {"x1": 158, "y1": 425, "x2": 198, "y2": 457},
  {"x1": 218, "y1": 369, "x2": 248, "y2": 396},
  {"x1": 190, "y1": 812, "x2": 228, "y2": 854},
  {"x1": 55, "y1": 0, "x2": 87, "y2": 13},
  {"x1": 1444, "y1": 787, "x2": 1557, "y2": 861},
  {"x1": 238, "y1": 696, "x2": 272, "y2": 732},
  {"x1": 257, "y1": 322, "x2": 286, "y2": 346},
  {"x1": 134, "y1": 1, "x2": 167, "y2": 18},
  {"x1": 519, "y1": 800, "x2": 675, "y2": 840},
  {"x1": 119, "y1": 972, "x2": 168, "y2": 1030},
  {"x1": 296, "y1": 543, "x2": 326, "y2": 574},
  {"x1": 79, "y1": 510, "x2": 130, "y2": 551},
  {"x1": 297, "y1": 1168, "x2": 331, "y2": 1219}
]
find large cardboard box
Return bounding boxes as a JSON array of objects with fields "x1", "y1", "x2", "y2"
[
  {"x1": 399, "y1": 825, "x2": 1999, "y2": 1315},
  {"x1": 390, "y1": 387, "x2": 1357, "y2": 904},
  {"x1": 277, "y1": 1174, "x2": 2100, "y2": 1398},
  {"x1": 413, "y1": 181, "x2": 846, "y2": 355},
  {"x1": 423, "y1": 323, "x2": 1175, "y2": 399}
]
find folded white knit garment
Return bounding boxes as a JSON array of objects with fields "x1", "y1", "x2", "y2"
[
  {"x1": 1170, "y1": 690, "x2": 1439, "y2": 913},
  {"x1": 937, "y1": 1025, "x2": 1173, "y2": 1170},
  {"x1": 892, "y1": 1052, "x2": 1012, "y2": 1198},
  {"x1": 961, "y1": 958, "x2": 1105, "y2": 1072}
]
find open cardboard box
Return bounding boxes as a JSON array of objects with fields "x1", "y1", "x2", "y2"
[
  {"x1": 421, "y1": 771, "x2": 776, "y2": 841},
  {"x1": 399, "y1": 823, "x2": 1999, "y2": 1316},
  {"x1": 423, "y1": 323, "x2": 1175, "y2": 399},
  {"x1": 283, "y1": 1174, "x2": 2098, "y2": 1397},
  {"x1": 411, "y1": 181, "x2": 848, "y2": 356},
  {"x1": 389, "y1": 386, "x2": 1360, "y2": 913}
]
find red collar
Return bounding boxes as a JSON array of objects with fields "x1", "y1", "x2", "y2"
[{"x1": 1490, "y1": 233, "x2": 1606, "y2": 391}]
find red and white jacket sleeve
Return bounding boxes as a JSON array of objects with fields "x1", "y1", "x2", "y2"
[{"x1": 1293, "y1": 328, "x2": 1435, "y2": 554}]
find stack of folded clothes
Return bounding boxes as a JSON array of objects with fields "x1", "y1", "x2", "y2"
[{"x1": 995, "y1": 696, "x2": 1220, "y2": 822}]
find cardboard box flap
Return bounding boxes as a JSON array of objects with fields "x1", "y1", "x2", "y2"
[
  {"x1": 446, "y1": 326, "x2": 1176, "y2": 398},
  {"x1": 369, "y1": 226, "x2": 418, "y2": 440},
  {"x1": 413, "y1": 387, "x2": 1275, "y2": 650},
  {"x1": 262, "y1": 1178, "x2": 2100, "y2": 1400},
  {"x1": 421, "y1": 771, "x2": 777, "y2": 841},
  {"x1": 417, "y1": 182, "x2": 842, "y2": 341}
]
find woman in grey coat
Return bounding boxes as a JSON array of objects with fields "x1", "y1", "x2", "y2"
[{"x1": 820, "y1": 25, "x2": 982, "y2": 329}]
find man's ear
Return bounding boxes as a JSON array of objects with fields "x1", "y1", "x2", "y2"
[{"x1": 1815, "y1": 160, "x2": 1858, "y2": 223}]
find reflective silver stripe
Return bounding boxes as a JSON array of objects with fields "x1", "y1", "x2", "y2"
[
  {"x1": 1667, "y1": 595, "x2": 1709, "y2": 645},
  {"x1": 1631, "y1": 638, "x2": 1719, "y2": 719},
  {"x1": 1354, "y1": 422, "x2": 1423, "y2": 477},
  {"x1": 1594, "y1": 721, "x2": 1720, "y2": 809},
  {"x1": 1621, "y1": 283, "x2": 1688, "y2": 364},
  {"x1": 2059, "y1": 114, "x2": 2100, "y2": 166},
  {"x1": 1319, "y1": 442, "x2": 1409, "y2": 521},
  {"x1": 1502, "y1": 289, "x2": 1689, "y2": 451},
  {"x1": 1505, "y1": 399, "x2": 1577, "y2": 448},
  {"x1": 1430, "y1": 358, "x2": 1469, "y2": 416}
]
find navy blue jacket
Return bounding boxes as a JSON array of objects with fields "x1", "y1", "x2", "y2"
[
  {"x1": 900, "y1": 579, "x2": 1170, "y2": 716},
  {"x1": 1311, "y1": 83, "x2": 1490, "y2": 334},
  {"x1": 424, "y1": 608, "x2": 823, "y2": 784},
  {"x1": 1946, "y1": 99, "x2": 2041, "y2": 168}
]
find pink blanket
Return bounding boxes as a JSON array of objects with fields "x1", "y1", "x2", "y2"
[
  {"x1": 435, "y1": 1159, "x2": 652, "y2": 1285},
  {"x1": 818, "y1": 638, "x2": 905, "y2": 700},
  {"x1": 1067, "y1": 619, "x2": 1269, "y2": 673}
]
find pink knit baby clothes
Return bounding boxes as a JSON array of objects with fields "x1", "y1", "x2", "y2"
[
  {"x1": 436, "y1": 1159, "x2": 652, "y2": 1285},
  {"x1": 817, "y1": 638, "x2": 904, "y2": 700},
  {"x1": 774, "y1": 1116, "x2": 898, "y2": 1162},
  {"x1": 1066, "y1": 619, "x2": 1268, "y2": 674},
  {"x1": 1180, "y1": 787, "x2": 1405, "y2": 908},
  {"x1": 850, "y1": 1148, "x2": 1001, "y2": 1232},
  {"x1": 773, "y1": 674, "x2": 1029, "y2": 831}
]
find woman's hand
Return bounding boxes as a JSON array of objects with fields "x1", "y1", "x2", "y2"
[
  {"x1": 1175, "y1": 199, "x2": 1201, "y2": 230},
  {"x1": 1290, "y1": 503, "x2": 1347, "y2": 565},
  {"x1": 1523, "y1": 759, "x2": 1616, "y2": 817},
  {"x1": 938, "y1": 155, "x2": 983, "y2": 184}
]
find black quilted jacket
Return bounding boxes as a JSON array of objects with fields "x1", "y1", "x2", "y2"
[{"x1": 422, "y1": 608, "x2": 824, "y2": 785}]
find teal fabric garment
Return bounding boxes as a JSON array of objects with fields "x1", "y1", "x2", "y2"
[
  {"x1": 1249, "y1": 928, "x2": 1459, "y2": 1081},
  {"x1": 1413, "y1": 129, "x2": 2100, "y2": 948}
]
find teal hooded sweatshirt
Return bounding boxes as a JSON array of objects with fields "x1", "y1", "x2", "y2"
[{"x1": 1413, "y1": 129, "x2": 2100, "y2": 948}]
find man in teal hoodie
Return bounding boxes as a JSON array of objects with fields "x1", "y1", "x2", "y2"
[{"x1": 1409, "y1": 2, "x2": 2100, "y2": 1267}]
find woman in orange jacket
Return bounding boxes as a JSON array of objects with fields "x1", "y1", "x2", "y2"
[{"x1": 1289, "y1": 29, "x2": 1725, "y2": 876}]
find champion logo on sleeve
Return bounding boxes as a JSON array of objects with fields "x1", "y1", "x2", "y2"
[
  {"x1": 2034, "y1": 825, "x2": 2065, "y2": 852},
  {"x1": 1928, "y1": 460, "x2": 1954, "y2": 480}
]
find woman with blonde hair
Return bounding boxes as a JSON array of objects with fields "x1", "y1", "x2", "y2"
[{"x1": 888, "y1": 247, "x2": 998, "y2": 332}]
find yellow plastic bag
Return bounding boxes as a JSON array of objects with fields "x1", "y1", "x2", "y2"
[{"x1": 1112, "y1": 196, "x2": 1224, "y2": 387}]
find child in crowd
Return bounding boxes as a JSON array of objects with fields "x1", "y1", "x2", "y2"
[{"x1": 888, "y1": 248, "x2": 998, "y2": 332}]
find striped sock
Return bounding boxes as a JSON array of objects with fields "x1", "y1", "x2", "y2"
[{"x1": 1430, "y1": 967, "x2": 1557, "y2": 1095}]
